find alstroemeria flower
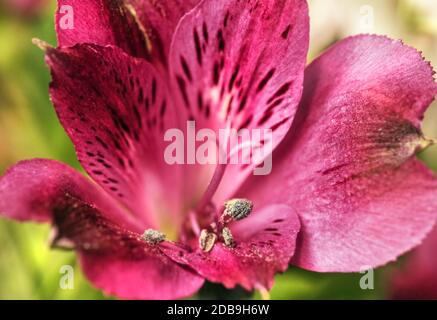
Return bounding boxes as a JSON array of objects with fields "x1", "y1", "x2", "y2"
[
  {"x1": 390, "y1": 225, "x2": 437, "y2": 299},
  {"x1": 1, "y1": 0, "x2": 437, "y2": 300}
]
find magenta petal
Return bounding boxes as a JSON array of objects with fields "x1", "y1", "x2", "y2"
[
  {"x1": 239, "y1": 35, "x2": 437, "y2": 272},
  {"x1": 47, "y1": 44, "x2": 185, "y2": 228},
  {"x1": 390, "y1": 225, "x2": 437, "y2": 300},
  {"x1": 129, "y1": 0, "x2": 201, "y2": 64},
  {"x1": 163, "y1": 205, "x2": 300, "y2": 290},
  {"x1": 56, "y1": 0, "x2": 150, "y2": 58},
  {"x1": 0, "y1": 160, "x2": 203, "y2": 299},
  {"x1": 169, "y1": 0, "x2": 309, "y2": 200},
  {"x1": 51, "y1": 197, "x2": 204, "y2": 300},
  {"x1": 80, "y1": 253, "x2": 203, "y2": 300},
  {"x1": 0, "y1": 159, "x2": 141, "y2": 230},
  {"x1": 56, "y1": 0, "x2": 199, "y2": 62}
]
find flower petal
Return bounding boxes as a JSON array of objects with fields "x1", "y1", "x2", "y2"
[
  {"x1": 239, "y1": 35, "x2": 437, "y2": 272},
  {"x1": 168, "y1": 0, "x2": 309, "y2": 200},
  {"x1": 56, "y1": 0, "x2": 199, "y2": 62},
  {"x1": 0, "y1": 159, "x2": 204, "y2": 299},
  {"x1": 52, "y1": 196, "x2": 204, "y2": 300},
  {"x1": 0, "y1": 159, "x2": 141, "y2": 231},
  {"x1": 56, "y1": 0, "x2": 150, "y2": 58},
  {"x1": 47, "y1": 44, "x2": 184, "y2": 229},
  {"x1": 129, "y1": 0, "x2": 201, "y2": 64},
  {"x1": 163, "y1": 204, "x2": 300, "y2": 290},
  {"x1": 390, "y1": 225, "x2": 437, "y2": 300}
]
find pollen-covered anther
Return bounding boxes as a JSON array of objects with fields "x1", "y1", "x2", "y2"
[
  {"x1": 142, "y1": 229, "x2": 166, "y2": 245},
  {"x1": 199, "y1": 229, "x2": 217, "y2": 252},
  {"x1": 224, "y1": 199, "x2": 253, "y2": 221},
  {"x1": 222, "y1": 227, "x2": 235, "y2": 248}
]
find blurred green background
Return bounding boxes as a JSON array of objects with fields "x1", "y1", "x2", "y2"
[{"x1": 0, "y1": 0, "x2": 436, "y2": 299}]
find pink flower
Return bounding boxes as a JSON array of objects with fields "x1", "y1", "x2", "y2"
[
  {"x1": 1, "y1": 0, "x2": 437, "y2": 299},
  {"x1": 390, "y1": 225, "x2": 437, "y2": 299}
]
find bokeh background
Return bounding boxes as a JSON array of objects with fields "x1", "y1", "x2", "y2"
[{"x1": 0, "y1": 0, "x2": 436, "y2": 299}]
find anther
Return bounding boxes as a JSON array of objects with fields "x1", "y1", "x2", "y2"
[
  {"x1": 142, "y1": 229, "x2": 166, "y2": 245},
  {"x1": 199, "y1": 229, "x2": 217, "y2": 252},
  {"x1": 222, "y1": 227, "x2": 235, "y2": 248},
  {"x1": 224, "y1": 199, "x2": 253, "y2": 221}
]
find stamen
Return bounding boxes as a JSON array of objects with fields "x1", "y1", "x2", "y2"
[
  {"x1": 199, "y1": 229, "x2": 217, "y2": 252},
  {"x1": 224, "y1": 199, "x2": 253, "y2": 221},
  {"x1": 222, "y1": 227, "x2": 235, "y2": 248},
  {"x1": 142, "y1": 229, "x2": 166, "y2": 245}
]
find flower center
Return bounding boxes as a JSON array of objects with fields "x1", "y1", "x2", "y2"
[
  {"x1": 198, "y1": 198, "x2": 253, "y2": 252},
  {"x1": 141, "y1": 199, "x2": 253, "y2": 252}
]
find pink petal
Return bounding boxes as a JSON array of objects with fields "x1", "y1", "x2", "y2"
[
  {"x1": 0, "y1": 159, "x2": 204, "y2": 299},
  {"x1": 56, "y1": 0, "x2": 149, "y2": 58},
  {"x1": 52, "y1": 196, "x2": 204, "y2": 300},
  {"x1": 239, "y1": 35, "x2": 437, "y2": 272},
  {"x1": 390, "y1": 225, "x2": 437, "y2": 299},
  {"x1": 163, "y1": 205, "x2": 300, "y2": 290},
  {"x1": 56, "y1": 0, "x2": 199, "y2": 62},
  {"x1": 47, "y1": 44, "x2": 184, "y2": 229},
  {"x1": 129, "y1": 0, "x2": 201, "y2": 64},
  {"x1": 0, "y1": 159, "x2": 141, "y2": 231},
  {"x1": 168, "y1": 0, "x2": 309, "y2": 201}
]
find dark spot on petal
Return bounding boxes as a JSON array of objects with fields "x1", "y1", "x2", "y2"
[
  {"x1": 176, "y1": 75, "x2": 190, "y2": 108},
  {"x1": 265, "y1": 227, "x2": 278, "y2": 232},
  {"x1": 228, "y1": 65, "x2": 240, "y2": 92},
  {"x1": 217, "y1": 29, "x2": 225, "y2": 52},
  {"x1": 257, "y1": 68, "x2": 275, "y2": 93},
  {"x1": 202, "y1": 22, "x2": 209, "y2": 44},
  {"x1": 272, "y1": 232, "x2": 281, "y2": 237},
  {"x1": 267, "y1": 98, "x2": 284, "y2": 112},
  {"x1": 151, "y1": 78, "x2": 157, "y2": 105},
  {"x1": 193, "y1": 29, "x2": 202, "y2": 65},
  {"x1": 238, "y1": 115, "x2": 253, "y2": 130},
  {"x1": 95, "y1": 136, "x2": 109, "y2": 150},
  {"x1": 197, "y1": 91, "x2": 204, "y2": 112},
  {"x1": 237, "y1": 94, "x2": 248, "y2": 113},
  {"x1": 224, "y1": 11, "x2": 230, "y2": 27},
  {"x1": 205, "y1": 103, "x2": 211, "y2": 118},
  {"x1": 281, "y1": 25, "x2": 291, "y2": 39},
  {"x1": 270, "y1": 118, "x2": 289, "y2": 131},
  {"x1": 138, "y1": 87, "x2": 144, "y2": 104},
  {"x1": 180, "y1": 56, "x2": 192, "y2": 83},
  {"x1": 160, "y1": 100, "x2": 167, "y2": 117},
  {"x1": 257, "y1": 111, "x2": 273, "y2": 126},
  {"x1": 268, "y1": 81, "x2": 292, "y2": 104},
  {"x1": 212, "y1": 61, "x2": 220, "y2": 86}
]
